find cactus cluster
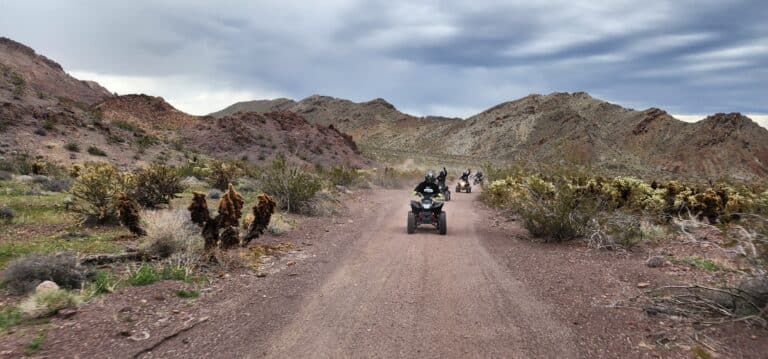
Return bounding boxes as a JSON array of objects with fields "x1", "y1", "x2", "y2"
[
  {"x1": 188, "y1": 184, "x2": 274, "y2": 250},
  {"x1": 485, "y1": 173, "x2": 768, "y2": 224}
]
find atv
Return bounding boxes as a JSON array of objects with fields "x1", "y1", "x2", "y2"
[
  {"x1": 473, "y1": 176, "x2": 483, "y2": 185},
  {"x1": 455, "y1": 178, "x2": 472, "y2": 193},
  {"x1": 407, "y1": 190, "x2": 446, "y2": 235},
  {"x1": 438, "y1": 180, "x2": 451, "y2": 201}
]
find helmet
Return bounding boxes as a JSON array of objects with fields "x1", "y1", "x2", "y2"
[{"x1": 425, "y1": 171, "x2": 435, "y2": 183}]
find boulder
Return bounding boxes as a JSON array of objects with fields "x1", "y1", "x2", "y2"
[{"x1": 35, "y1": 280, "x2": 59, "y2": 293}]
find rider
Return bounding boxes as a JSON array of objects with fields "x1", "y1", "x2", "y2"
[
  {"x1": 474, "y1": 170, "x2": 483, "y2": 182},
  {"x1": 414, "y1": 171, "x2": 441, "y2": 197},
  {"x1": 437, "y1": 167, "x2": 448, "y2": 188},
  {"x1": 460, "y1": 168, "x2": 471, "y2": 181}
]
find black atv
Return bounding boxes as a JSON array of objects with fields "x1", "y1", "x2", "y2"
[
  {"x1": 438, "y1": 180, "x2": 451, "y2": 201},
  {"x1": 455, "y1": 177, "x2": 471, "y2": 193},
  {"x1": 407, "y1": 190, "x2": 446, "y2": 235},
  {"x1": 473, "y1": 175, "x2": 483, "y2": 185}
]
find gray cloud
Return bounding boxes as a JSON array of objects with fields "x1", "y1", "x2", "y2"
[{"x1": 0, "y1": 0, "x2": 766, "y2": 117}]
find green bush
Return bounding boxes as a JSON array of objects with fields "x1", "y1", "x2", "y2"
[
  {"x1": 0, "y1": 307, "x2": 23, "y2": 331},
  {"x1": 126, "y1": 263, "x2": 160, "y2": 286},
  {"x1": 85, "y1": 270, "x2": 119, "y2": 296},
  {"x1": 111, "y1": 119, "x2": 138, "y2": 132},
  {"x1": 176, "y1": 289, "x2": 199, "y2": 299},
  {"x1": 132, "y1": 164, "x2": 185, "y2": 208},
  {"x1": 206, "y1": 160, "x2": 242, "y2": 191},
  {"x1": 87, "y1": 146, "x2": 107, "y2": 157},
  {"x1": 323, "y1": 165, "x2": 362, "y2": 187},
  {"x1": 42, "y1": 119, "x2": 55, "y2": 131},
  {"x1": 260, "y1": 155, "x2": 322, "y2": 213},
  {"x1": 65, "y1": 142, "x2": 80, "y2": 152},
  {"x1": 69, "y1": 162, "x2": 133, "y2": 224}
]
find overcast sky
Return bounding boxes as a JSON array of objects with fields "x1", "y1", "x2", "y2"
[{"x1": 1, "y1": 0, "x2": 766, "y2": 126}]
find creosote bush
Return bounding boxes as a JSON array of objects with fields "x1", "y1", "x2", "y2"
[
  {"x1": 260, "y1": 155, "x2": 322, "y2": 213},
  {"x1": 132, "y1": 163, "x2": 185, "y2": 208}
]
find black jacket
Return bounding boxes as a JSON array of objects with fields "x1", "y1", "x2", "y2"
[{"x1": 414, "y1": 181, "x2": 441, "y2": 196}]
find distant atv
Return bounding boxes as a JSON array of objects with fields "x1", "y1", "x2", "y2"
[
  {"x1": 407, "y1": 189, "x2": 447, "y2": 235},
  {"x1": 438, "y1": 180, "x2": 451, "y2": 201},
  {"x1": 455, "y1": 177, "x2": 471, "y2": 193}
]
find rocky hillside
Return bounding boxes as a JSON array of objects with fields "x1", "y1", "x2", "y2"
[
  {"x1": 214, "y1": 92, "x2": 768, "y2": 180},
  {"x1": 0, "y1": 37, "x2": 369, "y2": 169},
  {"x1": 0, "y1": 37, "x2": 111, "y2": 105}
]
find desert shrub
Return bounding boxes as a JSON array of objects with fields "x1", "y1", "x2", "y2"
[
  {"x1": 372, "y1": 167, "x2": 416, "y2": 189},
  {"x1": 34, "y1": 128, "x2": 47, "y2": 136},
  {"x1": 323, "y1": 165, "x2": 362, "y2": 187},
  {"x1": 0, "y1": 206, "x2": 15, "y2": 224},
  {"x1": 127, "y1": 263, "x2": 191, "y2": 286},
  {"x1": 69, "y1": 162, "x2": 133, "y2": 224},
  {"x1": 300, "y1": 191, "x2": 344, "y2": 217},
  {"x1": 126, "y1": 263, "x2": 160, "y2": 286},
  {"x1": 10, "y1": 71, "x2": 25, "y2": 97},
  {"x1": 485, "y1": 175, "x2": 597, "y2": 241},
  {"x1": 65, "y1": 142, "x2": 80, "y2": 152},
  {"x1": 176, "y1": 289, "x2": 200, "y2": 299},
  {"x1": 142, "y1": 208, "x2": 204, "y2": 258},
  {"x1": 132, "y1": 164, "x2": 185, "y2": 208},
  {"x1": 20, "y1": 288, "x2": 80, "y2": 318},
  {"x1": 83, "y1": 270, "x2": 119, "y2": 296},
  {"x1": 260, "y1": 155, "x2": 322, "y2": 213},
  {"x1": 87, "y1": 146, "x2": 107, "y2": 157},
  {"x1": 43, "y1": 178, "x2": 73, "y2": 192},
  {"x1": 0, "y1": 154, "x2": 36, "y2": 175},
  {"x1": 206, "y1": 160, "x2": 242, "y2": 191},
  {"x1": 0, "y1": 307, "x2": 22, "y2": 330},
  {"x1": 0, "y1": 170, "x2": 11, "y2": 180},
  {"x1": 2, "y1": 253, "x2": 85, "y2": 295},
  {"x1": 136, "y1": 135, "x2": 158, "y2": 150},
  {"x1": 111, "y1": 119, "x2": 138, "y2": 132},
  {"x1": 42, "y1": 119, "x2": 55, "y2": 130}
]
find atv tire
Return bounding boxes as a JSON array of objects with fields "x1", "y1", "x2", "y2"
[
  {"x1": 468, "y1": 187, "x2": 472, "y2": 193},
  {"x1": 438, "y1": 211, "x2": 447, "y2": 235},
  {"x1": 407, "y1": 212, "x2": 416, "y2": 234}
]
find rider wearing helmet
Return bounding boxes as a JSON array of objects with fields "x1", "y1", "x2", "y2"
[
  {"x1": 437, "y1": 167, "x2": 448, "y2": 187},
  {"x1": 460, "y1": 168, "x2": 471, "y2": 181},
  {"x1": 414, "y1": 171, "x2": 441, "y2": 196}
]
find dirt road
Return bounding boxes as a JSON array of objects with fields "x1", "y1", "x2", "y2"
[
  {"x1": 261, "y1": 190, "x2": 575, "y2": 358},
  {"x1": 42, "y1": 189, "x2": 767, "y2": 358}
]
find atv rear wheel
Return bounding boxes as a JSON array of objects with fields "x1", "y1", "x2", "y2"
[
  {"x1": 438, "y1": 211, "x2": 447, "y2": 235},
  {"x1": 407, "y1": 212, "x2": 416, "y2": 234},
  {"x1": 468, "y1": 187, "x2": 472, "y2": 193}
]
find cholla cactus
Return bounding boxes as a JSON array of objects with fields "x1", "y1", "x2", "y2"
[
  {"x1": 116, "y1": 194, "x2": 146, "y2": 236},
  {"x1": 217, "y1": 183, "x2": 244, "y2": 227},
  {"x1": 188, "y1": 192, "x2": 211, "y2": 226},
  {"x1": 188, "y1": 192, "x2": 217, "y2": 249},
  {"x1": 242, "y1": 193, "x2": 277, "y2": 245}
]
